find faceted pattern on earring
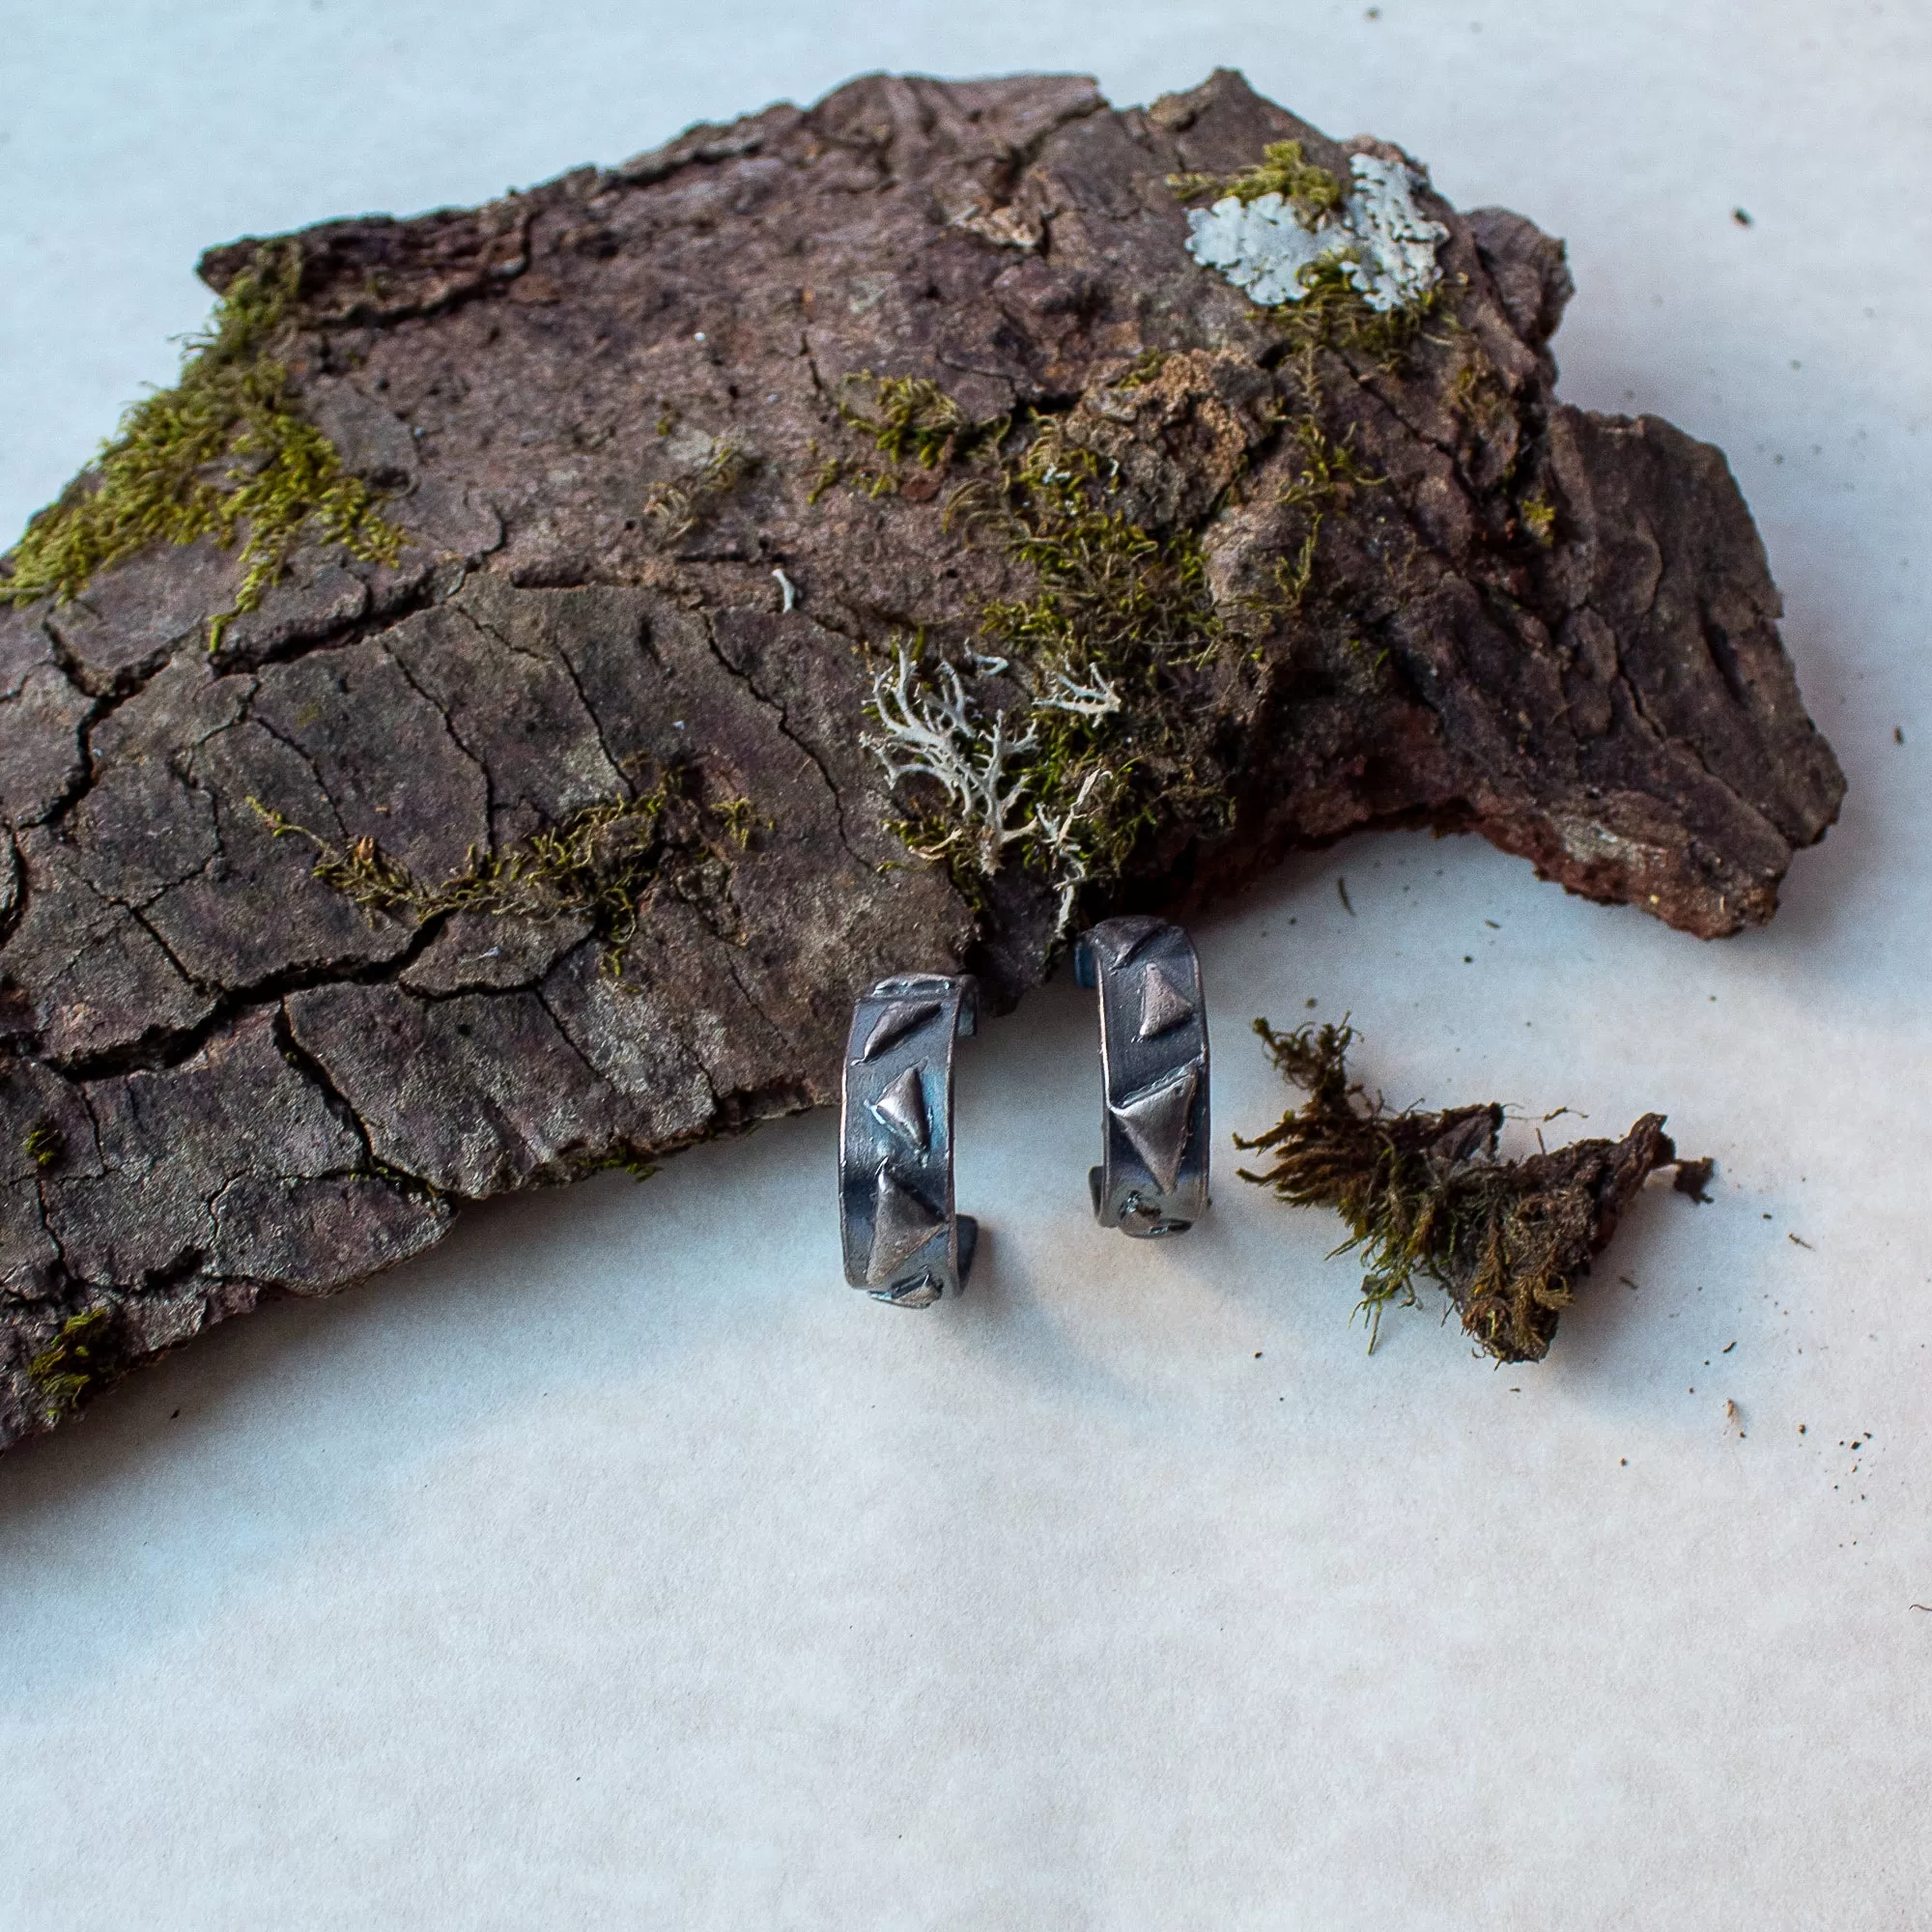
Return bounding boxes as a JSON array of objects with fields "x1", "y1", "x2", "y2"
[
  {"x1": 1074, "y1": 917, "x2": 1210, "y2": 1236},
  {"x1": 838, "y1": 972, "x2": 980, "y2": 1305}
]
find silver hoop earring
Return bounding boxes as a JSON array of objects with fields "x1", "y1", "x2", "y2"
[
  {"x1": 838, "y1": 972, "x2": 980, "y2": 1306},
  {"x1": 1074, "y1": 916, "x2": 1209, "y2": 1236}
]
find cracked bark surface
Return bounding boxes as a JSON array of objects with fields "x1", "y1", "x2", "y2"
[{"x1": 0, "y1": 70, "x2": 1842, "y2": 1449}]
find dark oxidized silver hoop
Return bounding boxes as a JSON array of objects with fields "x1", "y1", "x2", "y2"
[
  {"x1": 838, "y1": 972, "x2": 980, "y2": 1306},
  {"x1": 1073, "y1": 916, "x2": 1210, "y2": 1237}
]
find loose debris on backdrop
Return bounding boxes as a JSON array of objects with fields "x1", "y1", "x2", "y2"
[{"x1": 1235, "y1": 1019, "x2": 1702, "y2": 1362}]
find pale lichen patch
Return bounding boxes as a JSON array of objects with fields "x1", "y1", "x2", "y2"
[{"x1": 1185, "y1": 154, "x2": 1447, "y2": 314}]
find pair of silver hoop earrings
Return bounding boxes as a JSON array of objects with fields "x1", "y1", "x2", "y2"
[{"x1": 837, "y1": 916, "x2": 1210, "y2": 1307}]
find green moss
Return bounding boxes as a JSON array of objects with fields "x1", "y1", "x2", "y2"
[
  {"x1": 977, "y1": 430, "x2": 1220, "y2": 671},
  {"x1": 815, "y1": 375, "x2": 1010, "y2": 502},
  {"x1": 1519, "y1": 493, "x2": 1557, "y2": 546},
  {"x1": 250, "y1": 765, "x2": 754, "y2": 975},
  {"x1": 26, "y1": 1306, "x2": 123, "y2": 1424},
  {"x1": 983, "y1": 431, "x2": 1232, "y2": 878},
  {"x1": 645, "y1": 437, "x2": 756, "y2": 542},
  {"x1": 593, "y1": 1148, "x2": 662, "y2": 1182},
  {"x1": 1234, "y1": 1019, "x2": 1678, "y2": 1363},
  {"x1": 1271, "y1": 257, "x2": 1437, "y2": 386},
  {"x1": 805, "y1": 448, "x2": 845, "y2": 506},
  {"x1": 1251, "y1": 419, "x2": 1384, "y2": 629},
  {"x1": 1443, "y1": 327, "x2": 1517, "y2": 439},
  {"x1": 1168, "y1": 140, "x2": 1346, "y2": 223},
  {"x1": 712, "y1": 794, "x2": 759, "y2": 847},
  {"x1": 1274, "y1": 418, "x2": 1381, "y2": 515},
  {"x1": 839, "y1": 374, "x2": 1009, "y2": 469},
  {"x1": 21, "y1": 1122, "x2": 61, "y2": 1170},
  {"x1": 857, "y1": 412, "x2": 1252, "y2": 922},
  {"x1": 1115, "y1": 349, "x2": 1170, "y2": 389},
  {"x1": 840, "y1": 366, "x2": 1388, "y2": 923},
  {"x1": 1, "y1": 244, "x2": 405, "y2": 648}
]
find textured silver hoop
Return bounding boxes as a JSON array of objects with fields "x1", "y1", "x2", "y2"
[
  {"x1": 838, "y1": 972, "x2": 980, "y2": 1306},
  {"x1": 1073, "y1": 916, "x2": 1210, "y2": 1236}
]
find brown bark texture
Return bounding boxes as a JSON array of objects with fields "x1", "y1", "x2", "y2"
[{"x1": 0, "y1": 71, "x2": 1842, "y2": 1449}]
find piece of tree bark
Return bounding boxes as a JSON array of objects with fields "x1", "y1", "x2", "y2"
[{"x1": 0, "y1": 70, "x2": 1842, "y2": 1450}]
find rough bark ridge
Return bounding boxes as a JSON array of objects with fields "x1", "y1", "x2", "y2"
[{"x1": 0, "y1": 71, "x2": 1842, "y2": 1449}]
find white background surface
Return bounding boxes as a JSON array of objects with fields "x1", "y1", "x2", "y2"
[{"x1": 3, "y1": 3, "x2": 1929, "y2": 1925}]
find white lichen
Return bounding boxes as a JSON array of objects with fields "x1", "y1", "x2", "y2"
[
  {"x1": 864, "y1": 645, "x2": 1119, "y2": 936},
  {"x1": 1037, "y1": 664, "x2": 1123, "y2": 720},
  {"x1": 1185, "y1": 154, "x2": 1447, "y2": 314},
  {"x1": 865, "y1": 645, "x2": 1038, "y2": 879},
  {"x1": 1029, "y1": 765, "x2": 1107, "y2": 935}
]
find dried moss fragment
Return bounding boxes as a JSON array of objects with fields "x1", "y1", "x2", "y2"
[
  {"x1": 21, "y1": 1122, "x2": 61, "y2": 1170},
  {"x1": 1235, "y1": 1019, "x2": 1686, "y2": 1362},
  {"x1": 1, "y1": 244, "x2": 405, "y2": 645}
]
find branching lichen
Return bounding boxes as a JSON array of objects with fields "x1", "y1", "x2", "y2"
[
  {"x1": 1234, "y1": 1018, "x2": 1684, "y2": 1362},
  {"x1": 250, "y1": 765, "x2": 754, "y2": 973},
  {"x1": 864, "y1": 641, "x2": 1119, "y2": 934},
  {"x1": 1, "y1": 244, "x2": 405, "y2": 646}
]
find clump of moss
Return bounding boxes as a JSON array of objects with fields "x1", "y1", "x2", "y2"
[
  {"x1": 1234, "y1": 1018, "x2": 1684, "y2": 1362},
  {"x1": 593, "y1": 1147, "x2": 661, "y2": 1182},
  {"x1": 1270, "y1": 257, "x2": 1437, "y2": 386},
  {"x1": 1115, "y1": 348, "x2": 1170, "y2": 389},
  {"x1": 21, "y1": 1122, "x2": 61, "y2": 1170},
  {"x1": 1, "y1": 244, "x2": 404, "y2": 647},
  {"x1": 1168, "y1": 139, "x2": 1346, "y2": 223},
  {"x1": 976, "y1": 430, "x2": 1219, "y2": 668},
  {"x1": 1442, "y1": 327, "x2": 1519, "y2": 442},
  {"x1": 812, "y1": 375, "x2": 1010, "y2": 502},
  {"x1": 250, "y1": 764, "x2": 754, "y2": 974},
  {"x1": 841, "y1": 368, "x2": 1368, "y2": 926},
  {"x1": 1257, "y1": 418, "x2": 1386, "y2": 619},
  {"x1": 26, "y1": 1306, "x2": 126, "y2": 1424},
  {"x1": 840, "y1": 374, "x2": 1009, "y2": 469},
  {"x1": 954, "y1": 424, "x2": 1235, "y2": 891},
  {"x1": 1519, "y1": 493, "x2": 1557, "y2": 547},
  {"x1": 644, "y1": 437, "x2": 757, "y2": 542},
  {"x1": 1274, "y1": 418, "x2": 1380, "y2": 515}
]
